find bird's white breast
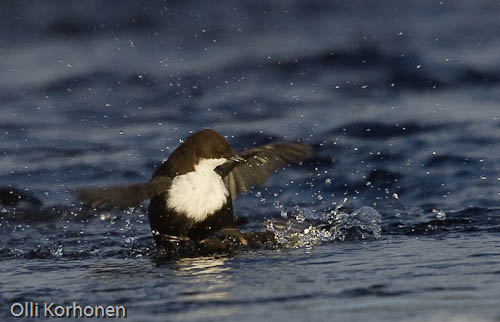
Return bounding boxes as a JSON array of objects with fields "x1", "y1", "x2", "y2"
[{"x1": 166, "y1": 158, "x2": 229, "y2": 222}]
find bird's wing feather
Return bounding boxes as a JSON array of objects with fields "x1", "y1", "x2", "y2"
[
  {"x1": 223, "y1": 142, "x2": 311, "y2": 199},
  {"x1": 75, "y1": 176, "x2": 171, "y2": 210}
]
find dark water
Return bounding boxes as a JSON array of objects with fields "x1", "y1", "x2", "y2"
[{"x1": 1, "y1": 1, "x2": 500, "y2": 321}]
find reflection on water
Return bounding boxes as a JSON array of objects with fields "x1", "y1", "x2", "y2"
[
  {"x1": 81, "y1": 256, "x2": 238, "y2": 319},
  {"x1": 173, "y1": 256, "x2": 231, "y2": 276},
  {"x1": 171, "y1": 257, "x2": 237, "y2": 319}
]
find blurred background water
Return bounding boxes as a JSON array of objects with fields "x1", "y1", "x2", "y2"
[{"x1": 0, "y1": 1, "x2": 499, "y2": 321}]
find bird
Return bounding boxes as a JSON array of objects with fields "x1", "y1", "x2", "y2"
[{"x1": 76, "y1": 129, "x2": 311, "y2": 256}]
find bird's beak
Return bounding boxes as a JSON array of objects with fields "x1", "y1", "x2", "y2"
[
  {"x1": 215, "y1": 154, "x2": 245, "y2": 178},
  {"x1": 229, "y1": 154, "x2": 246, "y2": 163}
]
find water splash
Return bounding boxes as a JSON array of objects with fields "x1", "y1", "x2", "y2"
[
  {"x1": 266, "y1": 206, "x2": 382, "y2": 248},
  {"x1": 432, "y1": 208, "x2": 446, "y2": 220}
]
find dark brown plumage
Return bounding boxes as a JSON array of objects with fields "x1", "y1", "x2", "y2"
[{"x1": 75, "y1": 129, "x2": 311, "y2": 254}]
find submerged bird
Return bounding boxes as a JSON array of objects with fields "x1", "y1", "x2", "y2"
[{"x1": 76, "y1": 129, "x2": 311, "y2": 256}]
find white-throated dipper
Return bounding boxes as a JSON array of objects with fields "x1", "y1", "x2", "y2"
[{"x1": 76, "y1": 129, "x2": 311, "y2": 255}]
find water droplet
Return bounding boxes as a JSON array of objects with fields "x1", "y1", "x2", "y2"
[
  {"x1": 280, "y1": 209, "x2": 288, "y2": 218},
  {"x1": 53, "y1": 245, "x2": 63, "y2": 257},
  {"x1": 295, "y1": 213, "x2": 305, "y2": 223},
  {"x1": 325, "y1": 178, "x2": 332, "y2": 185},
  {"x1": 255, "y1": 191, "x2": 262, "y2": 197},
  {"x1": 432, "y1": 209, "x2": 446, "y2": 220}
]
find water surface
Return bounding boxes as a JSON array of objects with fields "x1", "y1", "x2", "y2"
[{"x1": 1, "y1": 1, "x2": 499, "y2": 321}]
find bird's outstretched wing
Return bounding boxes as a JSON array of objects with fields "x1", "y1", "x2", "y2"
[
  {"x1": 75, "y1": 177, "x2": 171, "y2": 210},
  {"x1": 223, "y1": 142, "x2": 311, "y2": 199}
]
